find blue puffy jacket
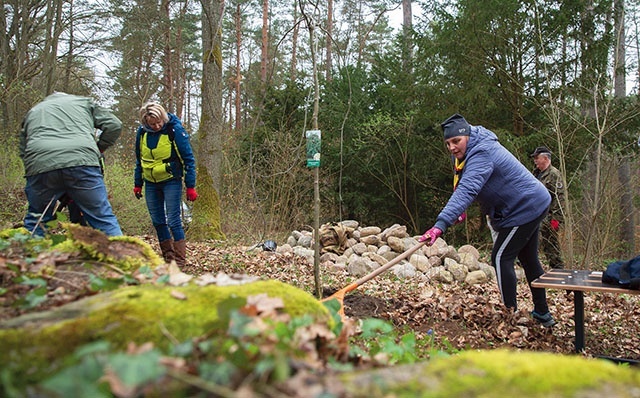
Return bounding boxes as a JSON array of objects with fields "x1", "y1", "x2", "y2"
[{"x1": 434, "y1": 125, "x2": 551, "y2": 233}]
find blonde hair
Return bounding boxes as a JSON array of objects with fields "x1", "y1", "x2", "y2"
[{"x1": 139, "y1": 102, "x2": 169, "y2": 125}]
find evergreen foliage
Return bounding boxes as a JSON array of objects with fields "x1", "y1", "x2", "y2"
[{"x1": 2, "y1": 0, "x2": 640, "y2": 261}]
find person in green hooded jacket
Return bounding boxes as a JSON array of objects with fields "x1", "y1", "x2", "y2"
[{"x1": 20, "y1": 92, "x2": 123, "y2": 236}]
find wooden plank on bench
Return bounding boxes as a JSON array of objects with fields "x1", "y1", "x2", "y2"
[
  {"x1": 532, "y1": 269, "x2": 640, "y2": 295},
  {"x1": 532, "y1": 268, "x2": 639, "y2": 360}
]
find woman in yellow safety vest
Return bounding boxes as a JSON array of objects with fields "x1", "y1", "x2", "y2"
[{"x1": 134, "y1": 102, "x2": 197, "y2": 268}]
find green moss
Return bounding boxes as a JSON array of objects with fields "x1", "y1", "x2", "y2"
[
  {"x1": 0, "y1": 280, "x2": 330, "y2": 387},
  {"x1": 108, "y1": 235, "x2": 164, "y2": 270},
  {"x1": 434, "y1": 349, "x2": 640, "y2": 396},
  {"x1": 340, "y1": 349, "x2": 640, "y2": 397},
  {"x1": 0, "y1": 227, "x2": 53, "y2": 254},
  {"x1": 54, "y1": 227, "x2": 164, "y2": 271},
  {"x1": 186, "y1": 166, "x2": 225, "y2": 241},
  {"x1": 0, "y1": 227, "x2": 30, "y2": 239},
  {"x1": 2, "y1": 226, "x2": 163, "y2": 272}
]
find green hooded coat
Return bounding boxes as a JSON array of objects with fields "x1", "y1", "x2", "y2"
[{"x1": 19, "y1": 93, "x2": 122, "y2": 176}]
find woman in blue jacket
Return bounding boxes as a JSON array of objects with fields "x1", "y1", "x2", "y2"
[
  {"x1": 134, "y1": 102, "x2": 197, "y2": 268},
  {"x1": 420, "y1": 114, "x2": 555, "y2": 327}
]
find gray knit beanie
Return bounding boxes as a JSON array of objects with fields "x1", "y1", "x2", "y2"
[{"x1": 441, "y1": 114, "x2": 471, "y2": 139}]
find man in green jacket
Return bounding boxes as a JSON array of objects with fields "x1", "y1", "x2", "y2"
[
  {"x1": 531, "y1": 146, "x2": 565, "y2": 269},
  {"x1": 19, "y1": 92, "x2": 123, "y2": 236}
]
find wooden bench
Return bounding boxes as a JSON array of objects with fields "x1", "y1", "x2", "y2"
[{"x1": 531, "y1": 269, "x2": 640, "y2": 363}]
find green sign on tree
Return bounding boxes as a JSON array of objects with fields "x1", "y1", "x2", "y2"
[{"x1": 306, "y1": 130, "x2": 321, "y2": 168}]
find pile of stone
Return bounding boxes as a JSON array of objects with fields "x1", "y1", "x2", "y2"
[{"x1": 277, "y1": 220, "x2": 497, "y2": 286}]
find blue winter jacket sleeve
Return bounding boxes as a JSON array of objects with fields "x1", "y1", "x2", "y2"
[
  {"x1": 134, "y1": 127, "x2": 144, "y2": 187},
  {"x1": 433, "y1": 125, "x2": 551, "y2": 234}
]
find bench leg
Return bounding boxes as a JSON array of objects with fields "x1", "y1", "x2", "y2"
[{"x1": 574, "y1": 290, "x2": 584, "y2": 353}]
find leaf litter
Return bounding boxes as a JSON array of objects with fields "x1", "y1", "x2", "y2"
[{"x1": 1, "y1": 237, "x2": 640, "y2": 363}]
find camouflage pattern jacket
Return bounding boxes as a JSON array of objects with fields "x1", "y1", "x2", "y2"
[{"x1": 533, "y1": 165, "x2": 564, "y2": 222}]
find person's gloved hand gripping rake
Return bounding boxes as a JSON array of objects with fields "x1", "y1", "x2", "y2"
[
  {"x1": 420, "y1": 213, "x2": 464, "y2": 245},
  {"x1": 419, "y1": 227, "x2": 443, "y2": 246}
]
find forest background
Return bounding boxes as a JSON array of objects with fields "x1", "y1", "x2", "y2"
[{"x1": 3, "y1": 0, "x2": 640, "y2": 270}]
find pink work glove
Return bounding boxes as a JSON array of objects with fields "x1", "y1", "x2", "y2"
[
  {"x1": 186, "y1": 187, "x2": 198, "y2": 202},
  {"x1": 419, "y1": 227, "x2": 443, "y2": 246},
  {"x1": 134, "y1": 186, "x2": 142, "y2": 199},
  {"x1": 454, "y1": 212, "x2": 467, "y2": 225},
  {"x1": 550, "y1": 219, "x2": 559, "y2": 232}
]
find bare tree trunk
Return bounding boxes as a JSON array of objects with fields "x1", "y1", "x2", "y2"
[
  {"x1": 614, "y1": 0, "x2": 634, "y2": 254},
  {"x1": 579, "y1": 1, "x2": 598, "y2": 265},
  {"x1": 401, "y1": 0, "x2": 412, "y2": 72},
  {"x1": 260, "y1": 0, "x2": 269, "y2": 83},
  {"x1": 326, "y1": 0, "x2": 333, "y2": 81},
  {"x1": 161, "y1": 0, "x2": 174, "y2": 109},
  {"x1": 44, "y1": 0, "x2": 55, "y2": 94},
  {"x1": 290, "y1": 2, "x2": 299, "y2": 81},
  {"x1": 234, "y1": 3, "x2": 242, "y2": 131},
  {"x1": 0, "y1": 0, "x2": 9, "y2": 130},
  {"x1": 0, "y1": 0, "x2": 46, "y2": 129},
  {"x1": 299, "y1": 1, "x2": 321, "y2": 298},
  {"x1": 191, "y1": 0, "x2": 225, "y2": 240},
  {"x1": 618, "y1": 162, "x2": 634, "y2": 253},
  {"x1": 63, "y1": 0, "x2": 74, "y2": 92},
  {"x1": 614, "y1": 0, "x2": 625, "y2": 97},
  {"x1": 175, "y1": 0, "x2": 187, "y2": 118},
  {"x1": 186, "y1": 79, "x2": 192, "y2": 127},
  {"x1": 44, "y1": 0, "x2": 63, "y2": 95}
]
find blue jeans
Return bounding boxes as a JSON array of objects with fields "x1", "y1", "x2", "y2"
[
  {"x1": 24, "y1": 166, "x2": 122, "y2": 236},
  {"x1": 144, "y1": 178, "x2": 185, "y2": 242}
]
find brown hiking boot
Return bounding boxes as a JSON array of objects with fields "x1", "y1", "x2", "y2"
[
  {"x1": 174, "y1": 239, "x2": 187, "y2": 268},
  {"x1": 159, "y1": 239, "x2": 175, "y2": 263}
]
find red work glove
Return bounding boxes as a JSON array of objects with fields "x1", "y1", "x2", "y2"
[
  {"x1": 134, "y1": 186, "x2": 142, "y2": 199},
  {"x1": 550, "y1": 219, "x2": 559, "y2": 232},
  {"x1": 186, "y1": 187, "x2": 198, "y2": 202},
  {"x1": 454, "y1": 212, "x2": 467, "y2": 225},
  {"x1": 419, "y1": 227, "x2": 443, "y2": 246}
]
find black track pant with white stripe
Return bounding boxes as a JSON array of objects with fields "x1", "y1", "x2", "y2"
[{"x1": 491, "y1": 210, "x2": 549, "y2": 314}]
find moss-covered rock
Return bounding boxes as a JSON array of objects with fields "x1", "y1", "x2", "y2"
[
  {"x1": 339, "y1": 349, "x2": 640, "y2": 397},
  {"x1": 0, "y1": 227, "x2": 53, "y2": 255},
  {"x1": 0, "y1": 225, "x2": 164, "y2": 272},
  {"x1": 0, "y1": 280, "x2": 330, "y2": 388},
  {"x1": 0, "y1": 227, "x2": 31, "y2": 239},
  {"x1": 58, "y1": 223, "x2": 164, "y2": 271}
]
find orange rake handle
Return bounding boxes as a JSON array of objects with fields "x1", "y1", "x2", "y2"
[{"x1": 322, "y1": 241, "x2": 426, "y2": 317}]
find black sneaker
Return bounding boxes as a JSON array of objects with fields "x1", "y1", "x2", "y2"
[{"x1": 531, "y1": 311, "x2": 556, "y2": 328}]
